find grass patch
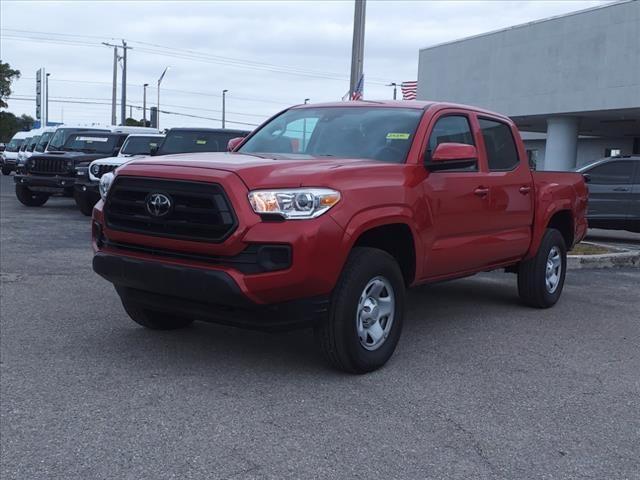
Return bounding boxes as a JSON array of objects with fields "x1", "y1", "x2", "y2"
[{"x1": 570, "y1": 242, "x2": 614, "y2": 255}]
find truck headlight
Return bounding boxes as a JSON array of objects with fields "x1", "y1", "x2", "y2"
[
  {"x1": 248, "y1": 188, "x2": 340, "y2": 220},
  {"x1": 99, "y1": 172, "x2": 115, "y2": 201}
]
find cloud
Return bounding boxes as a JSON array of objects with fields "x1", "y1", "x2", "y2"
[{"x1": 0, "y1": 0, "x2": 611, "y2": 128}]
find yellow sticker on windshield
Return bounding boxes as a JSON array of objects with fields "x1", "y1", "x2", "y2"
[
  {"x1": 386, "y1": 133, "x2": 410, "y2": 140},
  {"x1": 196, "y1": 139, "x2": 207, "y2": 145}
]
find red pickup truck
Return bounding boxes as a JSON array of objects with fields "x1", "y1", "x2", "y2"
[{"x1": 92, "y1": 101, "x2": 588, "y2": 373}]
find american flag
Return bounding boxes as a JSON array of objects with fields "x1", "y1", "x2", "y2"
[
  {"x1": 401, "y1": 81, "x2": 418, "y2": 100},
  {"x1": 351, "y1": 73, "x2": 364, "y2": 101}
]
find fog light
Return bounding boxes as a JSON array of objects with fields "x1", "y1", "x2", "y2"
[
  {"x1": 256, "y1": 245, "x2": 292, "y2": 272},
  {"x1": 82, "y1": 186, "x2": 87, "y2": 191}
]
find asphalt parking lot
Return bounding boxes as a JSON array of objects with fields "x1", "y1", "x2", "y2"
[{"x1": 1, "y1": 173, "x2": 639, "y2": 480}]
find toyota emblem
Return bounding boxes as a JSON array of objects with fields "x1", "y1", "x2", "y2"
[{"x1": 145, "y1": 192, "x2": 172, "y2": 217}]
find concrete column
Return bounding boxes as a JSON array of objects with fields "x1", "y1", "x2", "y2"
[{"x1": 544, "y1": 117, "x2": 578, "y2": 171}]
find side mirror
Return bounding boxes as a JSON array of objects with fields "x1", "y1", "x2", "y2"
[
  {"x1": 149, "y1": 144, "x2": 159, "y2": 156},
  {"x1": 426, "y1": 142, "x2": 478, "y2": 172},
  {"x1": 227, "y1": 137, "x2": 245, "y2": 152},
  {"x1": 582, "y1": 173, "x2": 591, "y2": 183}
]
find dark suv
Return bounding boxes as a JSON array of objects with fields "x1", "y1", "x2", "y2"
[
  {"x1": 577, "y1": 156, "x2": 640, "y2": 233},
  {"x1": 15, "y1": 132, "x2": 129, "y2": 207}
]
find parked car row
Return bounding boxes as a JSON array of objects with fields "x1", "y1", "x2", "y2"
[{"x1": 3, "y1": 124, "x2": 250, "y2": 215}]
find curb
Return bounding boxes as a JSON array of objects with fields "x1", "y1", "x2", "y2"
[{"x1": 568, "y1": 244, "x2": 640, "y2": 269}]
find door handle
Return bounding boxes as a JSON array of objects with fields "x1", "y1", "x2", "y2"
[
  {"x1": 613, "y1": 187, "x2": 629, "y2": 192},
  {"x1": 474, "y1": 186, "x2": 489, "y2": 197},
  {"x1": 519, "y1": 186, "x2": 531, "y2": 194}
]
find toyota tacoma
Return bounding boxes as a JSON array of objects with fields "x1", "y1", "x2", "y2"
[{"x1": 92, "y1": 101, "x2": 588, "y2": 373}]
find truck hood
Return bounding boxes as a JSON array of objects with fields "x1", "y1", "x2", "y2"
[
  {"x1": 91, "y1": 154, "x2": 147, "y2": 167},
  {"x1": 122, "y1": 151, "x2": 400, "y2": 189}
]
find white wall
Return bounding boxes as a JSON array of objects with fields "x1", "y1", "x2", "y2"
[
  {"x1": 524, "y1": 137, "x2": 636, "y2": 169},
  {"x1": 417, "y1": 1, "x2": 640, "y2": 117}
]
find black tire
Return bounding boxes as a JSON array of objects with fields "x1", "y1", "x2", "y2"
[
  {"x1": 122, "y1": 301, "x2": 194, "y2": 330},
  {"x1": 15, "y1": 184, "x2": 50, "y2": 207},
  {"x1": 315, "y1": 247, "x2": 405, "y2": 374},
  {"x1": 517, "y1": 228, "x2": 567, "y2": 308},
  {"x1": 1, "y1": 166, "x2": 12, "y2": 176},
  {"x1": 73, "y1": 189, "x2": 96, "y2": 216}
]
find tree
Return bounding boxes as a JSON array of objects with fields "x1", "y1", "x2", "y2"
[
  {"x1": 0, "y1": 61, "x2": 21, "y2": 109},
  {"x1": 0, "y1": 112, "x2": 35, "y2": 142},
  {"x1": 124, "y1": 117, "x2": 144, "y2": 126}
]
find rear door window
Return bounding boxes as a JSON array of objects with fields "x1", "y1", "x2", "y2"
[
  {"x1": 587, "y1": 161, "x2": 635, "y2": 185},
  {"x1": 479, "y1": 118, "x2": 519, "y2": 171}
]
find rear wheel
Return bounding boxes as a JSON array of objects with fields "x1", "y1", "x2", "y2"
[
  {"x1": 15, "y1": 184, "x2": 49, "y2": 207},
  {"x1": 517, "y1": 228, "x2": 567, "y2": 308},
  {"x1": 1, "y1": 166, "x2": 12, "y2": 176},
  {"x1": 315, "y1": 247, "x2": 405, "y2": 374},
  {"x1": 122, "y1": 300, "x2": 194, "y2": 330},
  {"x1": 73, "y1": 189, "x2": 97, "y2": 216}
]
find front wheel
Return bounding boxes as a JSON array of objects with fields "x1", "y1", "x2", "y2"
[
  {"x1": 517, "y1": 228, "x2": 567, "y2": 308},
  {"x1": 15, "y1": 184, "x2": 49, "y2": 207},
  {"x1": 122, "y1": 300, "x2": 194, "y2": 330},
  {"x1": 73, "y1": 189, "x2": 97, "y2": 216},
  {"x1": 315, "y1": 247, "x2": 405, "y2": 374}
]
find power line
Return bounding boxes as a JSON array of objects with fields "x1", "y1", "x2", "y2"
[
  {"x1": 3, "y1": 30, "x2": 390, "y2": 85},
  {"x1": 19, "y1": 76, "x2": 294, "y2": 106},
  {"x1": 7, "y1": 96, "x2": 261, "y2": 127}
]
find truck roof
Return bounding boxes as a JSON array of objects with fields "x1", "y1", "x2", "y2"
[
  {"x1": 291, "y1": 100, "x2": 513, "y2": 122},
  {"x1": 167, "y1": 127, "x2": 250, "y2": 134}
]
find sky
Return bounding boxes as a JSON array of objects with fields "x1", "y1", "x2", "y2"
[{"x1": 1, "y1": 0, "x2": 613, "y2": 130}]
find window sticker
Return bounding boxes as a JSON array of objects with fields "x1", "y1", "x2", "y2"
[
  {"x1": 76, "y1": 136, "x2": 109, "y2": 142},
  {"x1": 386, "y1": 133, "x2": 411, "y2": 140},
  {"x1": 196, "y1": 139, "x2": 207, "y2": 145}
]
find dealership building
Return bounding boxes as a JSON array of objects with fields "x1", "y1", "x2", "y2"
[{"x1": 416, "y1": 0, "x2": 640, "y2": 170}]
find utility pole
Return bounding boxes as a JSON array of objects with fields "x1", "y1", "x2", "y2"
[
  {"x1": 222, "y1": 89, "x2": 228, "y2": 129},
  {"x1": 143, "y1": 83, "x2": 148, "y2": 126},
  {"x1": 103, "y1": 42, "x2": 120, "y2": 125},
  {"x1": 387, "y1": 82, "x2": 397, "y2": 100},
  {"x1": 349, "y1": 0, "x2": 366, "y2": 98},
  {"x1": 120, "y1": 40, "x2": 132, "y2": 126}
]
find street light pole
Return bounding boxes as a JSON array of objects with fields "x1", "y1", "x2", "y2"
[
  {"x1": 157, "y1": 66, "x2": 170, "y2": 130},
  {"x1": 143, "y1": 83, "x2": 148, "y2": 126},
  {"x1": 222, "y1": 89, "x2": 228, "y2": 129},
  {"x1": 304, "y1": 98, "x2": 310, "y2": 104},
  {"x1": 386, "y1": 82, "x2": 397, "y2": 100}
]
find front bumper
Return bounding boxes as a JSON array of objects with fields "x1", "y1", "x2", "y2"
[
  {"x1": 74, "y1": 179, "x2": 99, "y2": 195},
  {"x1": 93, "y1": 252, "x2": 329, "y2": 330},
  {"x1": 14, "y1": 173, "x2": 76, "y2": 191}
]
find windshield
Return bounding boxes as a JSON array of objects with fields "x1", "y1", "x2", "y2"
[
  {"x1": 156, "y1": 131, "x2": 239, "y2": 155},
  {"x1": 239, "y1": 107, "x2": 423, "y2": 163},
  {"x1": 20, "y1": 138, "x2": 32, "y2": 151},
  {"x1": 120, "y1": 136, "x2": 162, "y2": 156},
  {"x1": 63, "y1": 134, "x2": 119, "y2": 154},
  {"x1": 27, "y1": 137, "x2": 40, "y2": 151},
  {"x1": 5, "y1": 138, "x2": 24, "y2": 152},
  {"x1": 35, "y1": 132, "x2": 53, "y2": 152},
  {"x1": 47, "y1": 128, "x2": 109, "y2": 151}
]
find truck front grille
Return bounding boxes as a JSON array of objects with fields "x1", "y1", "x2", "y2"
[
  {"x1": 30, "y1": 157, "x2": 68, "y2": 174},
  {"x1": 104, "y1": 177, "x2": 237, "y2": 243},
  {"x1": 92, "y1": 164, "x2": 117, "y2": 178}
]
